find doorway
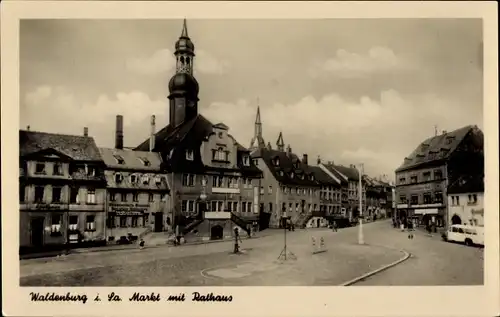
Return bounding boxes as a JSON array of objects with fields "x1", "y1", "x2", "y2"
[
  {"x1": 210, "y1": 225, "x2": 224, "y2": 240},
  {"x1": 30, "y1": 217, "x2": 45, "y2": 247},
  {"x1": 154, "y1": 213, "x2": 163, "y2": 232},
  {"x1": 451, "y1": 214, "x2": 462, "y2": 225},
  {"x1": 316, "y1": 218, "x2": 321, "y2": 228}
]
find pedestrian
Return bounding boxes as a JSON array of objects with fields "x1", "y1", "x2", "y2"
[
  {"x1": 333, "y1": 221, "x2": 338, "y2": 232},
  {"x1": 139, "y1": 238, "x2": 145, "y2": 250},
  {"x1": 400, "y1": 221, "x2": 405, "y2": 232},
  {"x1": 233, "y1": 227, "x2": 242, "y2": 253},
  {"x1": 407, "y1": 219, "x2": 414, "y2": 239}
]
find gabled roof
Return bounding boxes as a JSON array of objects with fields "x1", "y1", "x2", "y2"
[
  {"x1": 309, "y1": 166, "x2": 340, "y2": 187},
  {"x1": 321, "y1": 164, "x2": 348, "y2": 186},
  {"x1": 251, "y1": 148, "x2": 320, "y2": 187},
  {"x1": 447, "y1": 175, "x2": 484, "y2": 194},
  {"x1": 396, "y1": 125, "x2": 475, "y2": 173},
  {"x1": 330, "y1": 164, "x2": 360, "y2": 182},
  {"x1": 99, "y1": 147, "x2": 163, "y2": 171},
  {"x1": 19, "y1": 130, "x2": 103, "y2": 162}
]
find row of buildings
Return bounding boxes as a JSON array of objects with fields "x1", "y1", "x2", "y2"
[{"x1": 20, "y1": 19, "x2": 483, "y2": 252}]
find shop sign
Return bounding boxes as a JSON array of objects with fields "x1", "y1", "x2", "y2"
[
  {"x1": 36, "y1": 203, "x2": 62, "y2": 210},
  {"x1": 110, "y1": 206, "x2": 147, "y2": 216}
]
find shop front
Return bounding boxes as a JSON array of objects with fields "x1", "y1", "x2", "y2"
[{"x1": 107, "y1": 204, "x2": 152, "y2": 240}]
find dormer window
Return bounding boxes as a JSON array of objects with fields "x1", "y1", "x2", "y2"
[
  {"x1": 115, "y1": 173, "x2": 123, "y2": 183},
  {"x1": 290, "y1": 172, "x2": 295, "y2": 179},
  {"x1": 279, "y1": 171, "x2": 284, "y2": 177},
  {"x1": 142, "y1": 175, "x2": 150, "y2": 185},
  {"x1": 139, "y1": 157, "x2": 150, "y2": 167},
  {"x1": 252, "y1": 159, "x2": 258, "y2": 166},
  {"x1": 273, "y1": 157, "x2": 280, "y2": 166},
  {"x1": 186, "y1": 150, "x2": 194, "y2": 161},
  {"x1": 243, "y1": 155, "x2": 250, "y2": 166},
  {"x1": 310, "y1": 175, "x2": 314, "y2": 181},
  {"x1": 155, "y1": 176, "x2": 162, "y2": 185},
  {"x1": 113, "y1": 154, "x2": 125, "y2": 165},
  {"x1": 300, "y1": 174, "x2": 305, "y2": 180},
  {"x1": 130, "y1": 174, "x2": 138, "y2": 184},
  {"x1": 294, "y1": 162, "x2": 299, "y2": 169},
  {"x1": 446, "y1": 136, "x2": 455, "y2": 145}
]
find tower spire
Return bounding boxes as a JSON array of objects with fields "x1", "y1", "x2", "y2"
[
  {"x1": 249, "y1": 98, "x2": 266, "y2": 151},
  {"x1": 276, "y1": 131, "x2": 285, "y2": 151},
  {"x1": 181, "y1": 18, "x2": 188, "y2": 37}
]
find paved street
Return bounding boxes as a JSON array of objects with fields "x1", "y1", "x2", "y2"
[{"x1": 20, "y1": 220, "x2": 483, "y2": 286}]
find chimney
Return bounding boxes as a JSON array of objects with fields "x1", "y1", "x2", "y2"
[
  {"x1": 317, "y1": 155, "x2": 321, "y2": 165},
  {"x1": 302, "y1": 154, "x2": 308, "y2": 165},
  {"x1": 149, "y1": 115, "x2": 156, "y2": 152},
  {"x1": 267, "y1": 142, "x2": 272, "y2": 150},
  {"x1": 83, "y1": 127, "x2": 88, "y2": 137},
  {"x1": 442, "y1": 130, "x2": 447, "y2": 135},
  {"x1": 26, "y1": 125, "x2": 30, "y2": 131},
  {"x1": 115, "y1": 115, "x2": 124, "y2": 149}
]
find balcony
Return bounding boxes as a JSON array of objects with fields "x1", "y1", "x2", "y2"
[
  {"x1": 204, "y1": 211, "x2": 231, "y2": 220},
  {"x1": 211, "y1": 187, "x2": 240, "y2": 194}
]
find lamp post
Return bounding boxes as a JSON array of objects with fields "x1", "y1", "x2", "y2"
[{"x1": 358, "y1": 163, "x2": 364, "y2": 245}]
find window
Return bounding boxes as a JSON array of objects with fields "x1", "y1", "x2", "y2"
[
  {"x1": 85, "y1": 215, "x2": 96, "y2": 231},
  {"x1": 70, "y1": 187, "x2": 79, "y2": 203},
  {"x1": 248, "y1": 202, "x2": 253, "y2": 213},
  {"x1": 295, "y1": 203, "x2": 300, "y2": 212},
  {"x1": 113, "y1": 155, "x2": 125, "y2": 164},
  {"x1": 121, "y1": 193, "x2": 127, "y2": 202},
  {"x1": 451, "y1": 196, "x2": 455, "y2": 205},
  {"x1": 142, "y1": 175, "x2": 150, "y2": 185},
  {"x1": 260, "y1": 186, "x2": 264, "y2": 195},
  {"x1": 456, "y1": 196, "x2": 460, "y2": 205},
  {"x1": 269, "y1": 202, "x2": 273, "y2": 212},
  {"x1": 19, "y1": 185, "x2": 25, "y2": 202},
  {"x1": 149, "y1": 193, "x2": 154, "y2": 202},
  {"x1": 69, "y1": 216, "x2": 78, "y2": 230},
  {"x1": 186, "y1": 150, "x2": 194, "y2": 161},
  {"x1": 273, "y1": 157, "x2": 280, "y2": 166},
  {"x1": 133, "y1": 193, "x2": 139, "y2": 202},
  {"x1": 243, "y1": 155, "x2": 250, "y2": 166},
  {"x1": 218, "y1": 201, "x2": 224, "y2": 212},
  {"x1": 139, "y1": 157, "x2": 151, "y2": 166},
  {"x1": 115, "y1": 173, "x2": 123, "y2": 183},
  {"x1": 213, "y1": 147, "x2": 227, "y2": 161},
  {"x1": 160, "y1": 193, "x2": 166, "y2": 202},
  {"x1": 252, "y1": 159, "x2": 259, "y2": 166},
  {"x1": 110, "y1": 191, "x2": 116, "y2": 202},
  {"x1": 290, "y1": 172, "x2": 295, "y2": 179},
  {"x1": 473, "y1": 194, "x2": 478, "y2": 203},
  {"x1": 212, "y1": 175, "x2": 224, "y2": 188},
  {"x1": 53, "y1": 163, "x2": 63, "y2": 175},
  {"x1": 35, "y1": 162, "x2": 46, "y2": 174},
  {"x1": 279, "y1": 171, "x2": 284, "y2": 177},
  {"x1": 268, "y1": 185, "x2": 273, "y2": 194},
  {"x1": 52, "y1": 187, "x2": 62, "y2": 203},
  {"x1": 182, "y1": 174, "x2": 196, "y2": 187},
  {"x1": 423, "y1": 193, "x2": 432, "y2": 204},
  {"x1": 399, "y1": 195, "x2": 407, "y2": 204},
  {"x1": 119, "y1": 216, "x2": 127, "y2": 227},
  {"x1": 228, "y1": 177, "x2": 239, "y2": 188},
  {"x1": 87, "y1": 189, "x2": 96, "y2": 204},
  {"x1": 434, "y1": 192, "x2": 443, "y2": 204},
  {"x1": 51, "y1": 215, "x2": 62, "y2": 235},
  {"x1": 281, "y1": 203, "x2": 286, "y2": 212},
  {"x1": 423, "y1": 172, "x2": 431, "y2": 182},
  {"x1": 130, "y1": 175, "x2": 138, "y2": 184},
  {"x1": 434, "y1": 170, "x2": 443, "y2": 180},
  {"x1": 86, "y1": 165, "x2": 96, "y2": 177},
  {"x1": 410, "y1": 175, "x2": 418, "y2": 184},
  {"x1": 35, "y1": 186, "x2": 44, "y2": 202},
  {"x1": 399, "y1": 177, "x2": 406, "y2": 185},
  {"x1": 291, "y1": 188, "x2": 295, "y2": 195},
  {"x1": 155, "y1": 176, "x2": 163, "y2": 185}
]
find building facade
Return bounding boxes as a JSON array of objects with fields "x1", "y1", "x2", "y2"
[
  {"x1": 395, "y1": 125, "x2": 484, "y2": 228},
  {"x1": 19, "y1": 129, "x2": 107, "y2": 252},
  {"x1": 134, "y1": 19, "x2": 263, "y2": 241},
  {"x1": 447, "y1": 175, "x2": 484, "y2": 227},
  {"x1": 99, "y1": 119, "x2": 170, "y2": 241}
]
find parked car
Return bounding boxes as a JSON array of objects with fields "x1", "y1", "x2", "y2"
[{"x1": 442, "y1": 224, "x2": 484, "y2": 247}]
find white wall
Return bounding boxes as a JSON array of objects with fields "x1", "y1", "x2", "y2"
[{"x1": 447, "y1": 192, "x2": 484, "y2": 226}]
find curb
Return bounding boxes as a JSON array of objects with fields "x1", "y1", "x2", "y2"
[{"x1": 339, "y1": 247, "x2": 411, "y2": 286}]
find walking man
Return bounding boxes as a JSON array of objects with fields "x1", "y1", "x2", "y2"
[
  {"x1": 407, "y1": 218, "x2": 414, "y2": 239},
  {"x1": 233, "y1": 227, "x2": 242, "y2": 253}
]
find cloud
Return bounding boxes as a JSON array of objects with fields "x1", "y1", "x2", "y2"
[
  {"x1": 202, "y1": 90, "x2": 482, "y2": 179},
  {"x1": 125, "y1": 48, "x2": 229, "y2": 75},
  {"x1": 310, "y1": 46, "x2": 415, "y2": 78},
  {"x1": 21, "y1": 86, "x2": 168, "y2": 148}
]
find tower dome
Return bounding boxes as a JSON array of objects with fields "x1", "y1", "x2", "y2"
[
  {"x1": 175, "y1": 19, "x2": 195, "y2": 55},
  {"x1": 168, "y1": 72, "x2": 199, "y2": 95}
]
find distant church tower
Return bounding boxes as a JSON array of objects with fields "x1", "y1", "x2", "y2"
[
  {"x1": 249, "y1": 100, "x2": 267, "y2": 151},
  {"x1": 276, "y1": 131, "x2": 285, "y2": 152},
  {"x1": 168, "y1": 19, "x2": 200, "y2": 129}
]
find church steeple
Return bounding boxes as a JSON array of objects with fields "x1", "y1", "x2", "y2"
[
  {"x1": 249, "y1": 99, "x2": 266, "y2": 151},
  {"x1": 174, "y1": 18, "x2": 195, "y2": 75},
  {"x1": 276, "y1": 131, "x2": 285, "y2": 151}
]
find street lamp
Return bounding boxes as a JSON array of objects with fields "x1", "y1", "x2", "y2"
[{"x1": 358, "y1": 163, "x2": 364, "y2": 245}]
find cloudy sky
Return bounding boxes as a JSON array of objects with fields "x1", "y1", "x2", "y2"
[{"x1": 20, "y1": 19, "x2": 483, "y2": 180}]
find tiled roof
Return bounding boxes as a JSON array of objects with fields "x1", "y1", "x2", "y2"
[
  {"x1": 396, "y1": 125, "x2": 474, "y2": 172},
  {"x1": 330, "y1": 164, "x2": 360, "y2": 181},
  {"x1": 251, "y1": 148, "x2": 321, "y2": 187},
  {"x1": 104, "y1": 170, "x2": 169, "y2": 191},
  {"x1": 135, "y1": 114, "x2": 261, "y2": 175},
  {"x1": 309, "y1": 166, "x2": 340, "y2": 186},
  {"x1": 322, "y1": 164, "x2": 348, "y2": 186},
  {"x1": 447, "y1": 175, "x2": 484, "y2": 194},
  {"x1": 99, "y1": 147, "x2": 163, "y2": 171},
  {"x1": 19, "y1": 130, "x2": 103, "y2": 162}
]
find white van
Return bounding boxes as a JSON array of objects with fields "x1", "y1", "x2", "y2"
[{"x1": 443, "y1": 224, "x2": 484, "y2": 247}]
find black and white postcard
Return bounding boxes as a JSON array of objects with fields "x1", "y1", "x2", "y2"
[{"x1": 1, "y1": 1, "x2": 498, "y2": 316}]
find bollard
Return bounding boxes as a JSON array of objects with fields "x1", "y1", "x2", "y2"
[
  {"x1": 312, "y1": 236, "x2": 327, "y2": 254},
  {"x1": 311, "y1": 236, "x2": 317, "y2": 254}
]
